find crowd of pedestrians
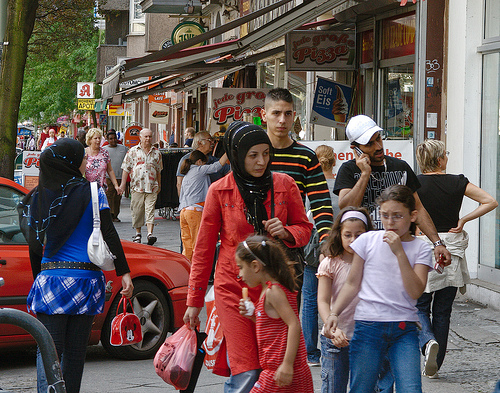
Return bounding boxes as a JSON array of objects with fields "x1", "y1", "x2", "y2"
[{"x1": 17, "y1": 89, "x2": 499, "y2": 393}]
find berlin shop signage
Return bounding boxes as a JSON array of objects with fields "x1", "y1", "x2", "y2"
[{"x1": 285, "y1": 31, "x2": 356, "y2": 71}]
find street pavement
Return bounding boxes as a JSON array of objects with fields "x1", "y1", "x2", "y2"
[{"x1": 1, "y1": 198, "x2": 499, "y2": 392}]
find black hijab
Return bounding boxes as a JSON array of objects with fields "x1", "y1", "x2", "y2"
[
  {"x1": 19, "y1": 138, "x2": 91, "y2": 261},
  {"x1": 223, "y1": 121, "x2": 273, "y2": 234}
]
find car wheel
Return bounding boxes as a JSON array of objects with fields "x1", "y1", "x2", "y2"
[{"x1": 101, "y1": 280, "x2": 171, "y2": 360}]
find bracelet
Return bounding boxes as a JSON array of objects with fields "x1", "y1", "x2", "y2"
[
  {"x1": 329, "y1": 312, "x2": 338, "y2": 317},
  {"x1": 433, "y1": 239, "x2": 444, "y2": 248}
]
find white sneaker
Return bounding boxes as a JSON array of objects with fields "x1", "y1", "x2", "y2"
[
  {"x1": 424, "y1": 339, "x2": 439, "y2": 376},
  {"x1": 422, "y1": 370, "x2": 439, "y2": 379}
]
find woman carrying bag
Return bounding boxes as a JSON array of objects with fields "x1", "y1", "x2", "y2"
[
  {"x1": 19, "y1": 138, "x2": 133, "y2": 393},
  {"x1": 183, "y1": 122, "x2": 312, "y2": 393}
]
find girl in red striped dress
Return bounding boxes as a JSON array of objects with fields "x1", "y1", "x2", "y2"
[{"x1": 237, "y1": 235, "x2": 314, "y2": 393}]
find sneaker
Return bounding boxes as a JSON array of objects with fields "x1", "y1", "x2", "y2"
[
  {"x1": 147, "y1": 233, "x2": 157, "y2": 246},
  {"x1": 422, "y1": 370, "x2": 439, "y2": 379},
  {"x1": 307, "y1": 360, "x2": 321, "y2": 367},
  {"x1": 132, "y1": 233, "x2": 141, "y2": 243},
  {"x1": 424, "y1": 339, "x2": 439, "y2": 377}
]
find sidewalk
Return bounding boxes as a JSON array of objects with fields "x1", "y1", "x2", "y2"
[{"x1": 114, "y1": 198, "x2": 500, "y2": 393}]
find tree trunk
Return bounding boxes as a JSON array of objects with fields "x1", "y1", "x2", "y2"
[{"x1": 0, "y1": 0, "x2": 38, "y2": 179}]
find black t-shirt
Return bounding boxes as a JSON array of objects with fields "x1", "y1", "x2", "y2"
[
  {"x1": 334, "y1": 156, "x2": 421, "y2": 229},
  {"x1": 416, "y1": 174, "x2": 469, "y2": 232}
]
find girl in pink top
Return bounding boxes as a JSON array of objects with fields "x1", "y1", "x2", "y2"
[
  {"x1": 237, "y1": 235, "x2": 313, "y2": 393},
  {"x1": 317, "y1": 207, "x2": 373, "y2": 393}
]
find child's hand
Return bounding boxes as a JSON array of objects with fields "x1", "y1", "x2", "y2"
[
  {"x1": 238, "y1": 298, "x2": 255, "y2": 318},
  {"x1": 383, "y1": 230, "x2": 404, "y2": 255},
  {"x1": 323, "y1": 314, "x2": 338, "y2": 339},
  {"x1": 274, "y1": 362, "x2": 293, "y2": 387},
  {"x1": 332, "y1": 328, "x2": 349, "y2": 348}
]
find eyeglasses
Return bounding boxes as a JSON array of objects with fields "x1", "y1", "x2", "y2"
[
  {"x1": 200, "y1": 138, "x2": 213, "y2": 143},
  {"x1": 380, "y1": 213, "x2": 406, "y2": 222}
]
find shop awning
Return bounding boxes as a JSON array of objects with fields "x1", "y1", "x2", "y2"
[{"x1": 103, "y1": 0, "x2": 344, "y2": 101}]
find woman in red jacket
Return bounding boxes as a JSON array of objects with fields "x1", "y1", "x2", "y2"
[{"x1": 183, "y1": 122, "x2": 312, "y2": 393}]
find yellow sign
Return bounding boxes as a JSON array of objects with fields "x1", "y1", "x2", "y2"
[{"x1": 78, "y1": 99, "x2": 95, "y2": 110}]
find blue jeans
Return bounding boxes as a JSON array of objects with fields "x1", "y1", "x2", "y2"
[
  {"x1": 320, "y1": 334, "x2": 349, "y2": 393},
  {"x1": 416, "y1": 286, "x2": 457, "y2": 369},
  {"x1": 224, "y1": 369, "x2": 260, "y2": 393},
  {"x1": 36, "y1": 313, "x2": 95, "y2": 393},
  {"x1": 302, "y1": 264, "x2": 321, "y2": 363},
  {"x1": 349, "y1": 321, "x2": 422, "y2": 393}
]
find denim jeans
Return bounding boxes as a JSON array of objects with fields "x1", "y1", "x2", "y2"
[
  {"x1": 302, "y1": 264, "x2": 321, "y2": 363},
  {"x1": 36, "y1": 313, "x2": 95, "y2": 393},
  {"x1": 349, "y1": 321, "x2": 422, "y2": 393},
  {"x1": 416, "y1": 286, "x2": 457, "y2": 369},
  {"x1": 224, "y1": 369, "x2": 260, "y2": 393},
  {"x1": 320, "y1": 334, "x2": 349, "y2": 393}
]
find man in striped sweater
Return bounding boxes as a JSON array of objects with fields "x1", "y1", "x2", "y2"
[{"x1": 262, "y1": 88, "x2": 334, "y2": 366}]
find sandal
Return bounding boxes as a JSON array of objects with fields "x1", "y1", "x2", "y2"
[
  {"x1": 147, "y1": 233, "x2": 157, "y2": 246},
  {"x1": 132, "y1": 234, "x2": 142, "y2": 243}
]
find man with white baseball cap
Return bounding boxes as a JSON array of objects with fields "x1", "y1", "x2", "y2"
[{"x1": 334, "y1": 115, "x2": 450, "y2": 263}]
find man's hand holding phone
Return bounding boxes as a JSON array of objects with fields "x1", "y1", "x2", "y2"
[{"x1": 352, "y1": 145, "x2": 371, "y2": 174}]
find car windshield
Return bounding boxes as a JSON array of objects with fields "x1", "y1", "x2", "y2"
[{"x1": 0, "y1": 185, "x2": 27, "y2": 244}]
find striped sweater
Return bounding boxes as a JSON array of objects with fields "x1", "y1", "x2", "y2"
[{"x1": 270, "y1": 141, "x2": 333, "y2": 241}]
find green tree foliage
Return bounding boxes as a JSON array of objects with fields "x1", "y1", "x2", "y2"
[
  {"x1": 19, "y1": 30, "x2": 100, "y2": 123},
  {"x1": 19, "y1": 0, "x2": 98, "y2": 124}
]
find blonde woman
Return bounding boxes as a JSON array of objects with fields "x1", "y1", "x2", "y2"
[
  {"x1": 415, "y1": 139, "x2": 497, "y2": 378},
  {"x1": 85, "y1": 128, "x2": 121, "y2": 195},
  {"x1": 315, "y1": 145, "x2": 340, "y2": 218}
]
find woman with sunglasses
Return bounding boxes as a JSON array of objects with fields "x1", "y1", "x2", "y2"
[{"x1": 183, "y1": 121, "x2": 312, "y2": 393}]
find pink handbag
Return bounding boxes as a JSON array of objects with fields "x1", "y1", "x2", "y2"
[{"x1": 110, "y1": 296, "x2": 143, "y2": 346}]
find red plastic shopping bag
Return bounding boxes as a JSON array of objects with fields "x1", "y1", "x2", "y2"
[
  {"x1": 154, "y1": 325, "x2": 197, "y2": 390},
  {"x1": 202, "y1": 286, "x2": 230, "y2": 377},
  {"x1": 110, "y1": 296, "x2": 143, "y2": 346}
]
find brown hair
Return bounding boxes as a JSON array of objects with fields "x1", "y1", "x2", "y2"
[
  {"x1": 321, "y1": 206, "x2": 373, "y2": 258},
  {"x1": 180, "y1": 150, "x2": 207, "y2": 175},
  {"x1": 376, "y1": 185, "x2": 417, "y2": 235},
  {"x1": 236, "y1": 235, "x2": 297, "y2": 292}
]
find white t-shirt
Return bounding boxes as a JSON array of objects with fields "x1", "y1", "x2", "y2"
[{"x1": 350, "y1": 231, "x2": 433, "y2": 322}]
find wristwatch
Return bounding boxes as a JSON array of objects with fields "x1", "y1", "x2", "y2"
[{"x1": 433, "y1": 239, "x2": 444, "y2": 247}]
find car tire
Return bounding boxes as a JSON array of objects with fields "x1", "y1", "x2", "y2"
[{"x1": 101, "y1": 280, "x2": 171, "y2": 360}]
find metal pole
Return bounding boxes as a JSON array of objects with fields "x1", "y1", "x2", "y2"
[{"x1": 0, "y1": 308, "x2": 66, "y2": 393}]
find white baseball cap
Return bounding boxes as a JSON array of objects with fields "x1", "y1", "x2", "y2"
[{"x1": 346, "y1": 115, "x2": 383, "y2": 145}]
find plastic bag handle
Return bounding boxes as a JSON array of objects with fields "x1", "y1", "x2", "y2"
[{"x1": 116, "y1": 295, "x2": 134, "y2": 316}]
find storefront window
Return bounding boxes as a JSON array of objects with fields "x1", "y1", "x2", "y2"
[
  {"x1": 480, "y1": 52, "x2": 500, "y2": 269},
  {"x1": 381, "y1": 65, "x2": 414, "y2": 139}
]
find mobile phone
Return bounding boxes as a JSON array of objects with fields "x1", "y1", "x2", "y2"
[
  {"x1": 434, "y1": 254, "x2": 445, "y2": 274},
  {"x1": 353, "y1": 146, "x2": 364, "y2": 156}
]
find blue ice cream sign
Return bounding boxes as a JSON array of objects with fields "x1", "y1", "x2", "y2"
[{"x1": 310, "y1": 77, "x2": 352, "y2": 128}]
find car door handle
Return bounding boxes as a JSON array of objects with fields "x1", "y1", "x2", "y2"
[{"x1": 0, "y1": 260, "x2": 6, "y2": 265}]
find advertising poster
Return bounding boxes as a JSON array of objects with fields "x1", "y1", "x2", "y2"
[
  {"x1": 300, "y1": 140, "x2": 414, "y2": 177},
  {"x1": 22, "y1": 151, "x2": 41, "y2": 190},
  {"x1": 310, "y1": 78, "x2": 352, "y2": 128},
  {"x1": 209, "y1": 88, "x2": 269, "y2": 135}
]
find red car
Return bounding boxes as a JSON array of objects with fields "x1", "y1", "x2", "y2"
[{"x1": 0, "y1": 177, "x2": 190, "y2": 360}]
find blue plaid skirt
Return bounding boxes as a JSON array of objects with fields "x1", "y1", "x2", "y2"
[{"x1": 27, "y1": 270, "x2": 106, "y2": 315}]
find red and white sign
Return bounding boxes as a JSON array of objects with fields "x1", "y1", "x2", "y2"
[
  {"x1": 209, "y1": 88, "x2": 269, "y2": 134},
  {"x1": 300, "y1": 140, "x2": 415, "y2": 178},
  {"x1": 286, "y1": 31, "x2": 356, "y2": 71},
  {"x1": 77, "y1": 82, "x2": 95, "y2": 99}
]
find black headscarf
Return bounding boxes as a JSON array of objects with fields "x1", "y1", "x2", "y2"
[
  {"x1": 19, "y1": 138, "x2": 91, "y2": 261},
  {"x1": 223, "y1": 121, "x2": 273, "y2": 234}
]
